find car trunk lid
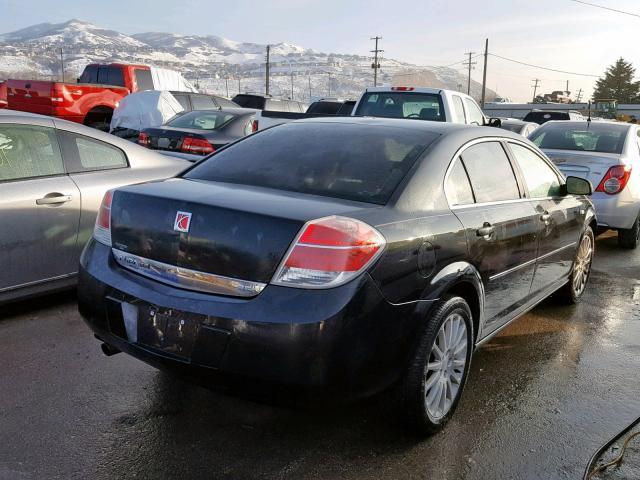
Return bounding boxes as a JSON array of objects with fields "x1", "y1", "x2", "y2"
[
  {"x1": 110, "y1": 178, "x2": 375, "y2": 292},
  {"x1": 542, "y1": 149, "x2": 624, "y2": 188}
]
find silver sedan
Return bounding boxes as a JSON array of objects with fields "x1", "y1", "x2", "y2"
[{"x1": 0, "y1": 110, "x2": 190, "y2": 303}]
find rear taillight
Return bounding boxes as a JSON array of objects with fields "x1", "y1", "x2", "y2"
[
  {"x1": 251, "y1": 120, "x2": 258, "y2": 132},
  {"x1": 181, "y1": 137, "x2": 215, "y2": 155},
  {"x1": 596, "y1": 165, "x2": 632, "y2": 195},
  {"x1": 271, "y1": 216, "x2": 386, "y2": 289},
  {"x1": 138, "y1": 132, "x2": 150, "y2": 147},
  {"x1": 94, "y1": 190, "x2": 114, "y2": 246}
]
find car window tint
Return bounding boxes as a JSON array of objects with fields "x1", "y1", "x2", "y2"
[
  {"x1": 134, "y1": 69, "x2": 154, "y2": 91},
  {"x1": 107, "y1": 67, "x2": 125, "y2": 87},
  {"x1": 185, "y1": 123, "x2": 437, "y2": 205},
  {"x1": 461, "y1": 142, "x2": 520, "y2": 202},
  {"x1": 452, "y1": 96, "x2": 466, "y2": 123},
  {"x1": 97, "y1": 66, "x2": 109, "y2": 84},
  {"x1": 446, "y1": 158, "x2": 475, "y2": 205},
  {"x1": 232, "y1": 95, "x2": 265, "y2": 109},
  {"x1": 464, "y1": 99, "x2": 484, "y2": 125},
  {"x1": 74, "y1": 135, "x2": 127, "y2": 170},
  {"x1": 0, "y1": 124, "x2": 64, "y2": 181},
  {"x1": 191, "y1": 95, "x2": 217, "y2": 110},
  {"x1": 355, "y1": 92, "x2": 445, "y2": 121},
  {"x1": 78, "y1": 65, "x2": 98, "y2": 84},
  {"x1": 509, "y1": 143, "x2": 561, "y2": 198}
]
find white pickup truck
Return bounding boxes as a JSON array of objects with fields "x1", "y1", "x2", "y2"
[{"x1": 255, "y1": 87, "x2": 500, "y2": 130}]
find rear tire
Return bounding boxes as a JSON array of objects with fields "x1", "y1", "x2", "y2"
[
  {"x1": 398, "y1": 296, "x2": 473, "y2": 436},
  {"x1": 557, "y1": 226, "x2": 594, "y2": 304},
  {"x1": 618, "y1": 213, "x2": 640, "y2": 249}
]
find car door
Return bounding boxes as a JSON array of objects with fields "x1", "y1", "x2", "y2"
[
  {"x1": 446, "y1": 140, "x2": 539, "y2": 336},
  {"x1": 0, "y1": 122, "x2": 81, "y2": 292},
  {"x1": 57, "y1": 129, "x2": 130, "y2": 258},
  {"x1": 507, "y1": 142, "x2": 582, "y2": 296}
]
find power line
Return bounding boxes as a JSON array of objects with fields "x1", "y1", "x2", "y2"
[
  {"x1": 489, "y1": 53, "x2": 600, "y2": 77},
  {"x1": 568, "y1": 0, "x2": 640, "y2": 18}
]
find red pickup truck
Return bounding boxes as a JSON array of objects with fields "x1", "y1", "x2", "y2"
[
  {"x1": 6, "y1": 63, "x2": 155, "y2": 129},
  {"x1": 0, "y1": 82, "x2": 7, "y2": 109}
]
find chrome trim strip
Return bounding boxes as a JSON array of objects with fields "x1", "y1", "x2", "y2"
[
  {"x1": 488, "y1": 242, "x2": 577, "y2": 281},
  {"x1": 112, "y1": 248, "x2": 266, "y2": 297},
  {"x1": 0, "y1": 272, "x2": 76, "y2": 293}
]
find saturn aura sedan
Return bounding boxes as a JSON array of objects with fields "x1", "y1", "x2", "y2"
[
  {"x1": 78, "y1": 118, "x2": 596, "y2": 433},
  {"x1": 0, "y1": 110, "x2": 189, "y2": 304}
]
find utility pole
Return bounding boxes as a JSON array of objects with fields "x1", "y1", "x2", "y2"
[
  {"x1": 532, "y1": 79, "x2": 541, "y2": 103},
  {"x1": 308, "y1": 72, "x2": 312, "y2": 101},
  {"x1": 576, "y1": 88, "x2": 583, "y2": 103},
  {"x1": 480, "y1": 39, "x2": 489, "y2": 107},
  {"x1": 327, "y1": 72, "x2": 332, "y2": 97},
  {"x1": 463, "y1": 51, "x2": 477, "y2": 95},
  {"x1": 566, "y1": 80, "x2": 570, "y2": 94},
  {"x1": 370, "y1": 36, "x2": 383, "y2": 87},
  {"x1": 225, "y1": 76, "x2": 229, "y2": 98},
  {"x1": 265, "y1": 45, "x2": 271, "y2": 96},
  {"x1": 59, "y1": 48, "x2": 65, "y2": 82},
  {"x1": 290, "y1": 71, "x2": 294, "y2": 100}
]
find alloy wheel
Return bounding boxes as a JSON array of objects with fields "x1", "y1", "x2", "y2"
[
  {"x1": 423, "y1": 312, "x2": 468, "y2": 420},
  {"x1": 573, "y1": 234, "x2": 593, "y2": 297}
]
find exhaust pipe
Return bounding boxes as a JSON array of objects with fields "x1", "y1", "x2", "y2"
[{"x1": 100, "y1": 342, "x2": 121, "y2": 356}]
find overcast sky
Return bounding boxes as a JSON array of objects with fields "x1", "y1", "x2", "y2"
[{"x1": 2, "y1": 0, "x2": 640, "y2": 101}]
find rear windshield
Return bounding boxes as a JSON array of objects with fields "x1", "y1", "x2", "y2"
[
  {"x1": 354, "y1": 92, "x2": 446, "y2": 122},
  {"x1": 307, "y1": 101, "x2": 342, "y2": 114},
  {"x1": 184, "y1": 122, "x2": 437, "y2": 204},
  {"x1": 232, "y1": 95, "x2": 265, "y2": 109},
  {"x1": 523, "y1": 111, "x2": 569, "y2": 124},
  {"x1": 167, "y1": 111, "x2": 237, "y2": 130},
  {"x1": 529, "y1": 123, "x2": 628, "y2": 154}
]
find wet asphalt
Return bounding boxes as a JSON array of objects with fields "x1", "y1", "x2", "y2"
[{"x1": 1, "y1": 232, "x2": 639, "y2": 480}]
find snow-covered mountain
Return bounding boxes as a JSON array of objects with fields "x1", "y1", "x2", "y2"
[{"x1": 0, "y1": 19, "x2": 497, "y2": 102}]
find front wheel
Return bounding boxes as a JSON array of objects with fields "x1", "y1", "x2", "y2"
[
  {"x1": 398, "y1": 296, "x2": 474, "y2": 435},
  {"x1": 557, "y1": 226, "x2": 594, "y2": 304}
]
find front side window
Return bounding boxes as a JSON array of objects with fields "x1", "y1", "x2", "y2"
[
  {"x1": 461, "y1": 142, "x2": 520, "y2": 203},
  {"x1": 509, "y1": 143, "x2": 561, "y2": 198},
  {"x1": 446, "y1": 158, "x2": 475, "y2": 206},
  {"x1": 464, "y1": 98, "x2": 485, "y2": 125},
  {"x1": 0, "y1": 125, "x2": 64, "y2": 181},
  {"x1": 354, "y1": 92, "x2": 446, "y2": 121},
  {"x1": 185, "y1": 122, "x2": 437, "y2": 205}
]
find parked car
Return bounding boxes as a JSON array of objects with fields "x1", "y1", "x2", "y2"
[
  {"x1": 78, "y1": 118, "x2": 595, "y2": 433},
  {"x1": 530, "y1": 120, "x2": 640, "y2": 248},
  {"x1": 0, "y1": 81, "x2": 7, "y2": 109},
  {"x1": 498, "y1": 118, "x2": 538, "y2": 136},
  {"x1": 137, "y1": 108, "x2": 258, "y2": 156},
  {"x1": 255, "y1": 87, "x2": 501, "y2": 131},
  {"x1": 110, "y1": 90, "x2": 239, "y2": 141},
  {"x1": 232, "y1": 93, "x2": 307, "y2": 112},
  {"x1": 6, "y1": 63, "x2": 196, "y2": 130},
  {"x1": 0, "y1": 110, "x2": 190, "y2": 304},
  {"x1": 523, "y1": 110, "x2": 584, "y2": 125}
]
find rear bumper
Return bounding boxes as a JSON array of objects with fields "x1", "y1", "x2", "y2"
[
  {"x1": 591, "y1": 192, "x2": 640, "y2": 230},
  {"x1": 78, "y1": 239, "x2": 423, "y2": 403}
]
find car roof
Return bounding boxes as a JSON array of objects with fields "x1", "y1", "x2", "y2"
[
  {"x1": 537, "y1": 120, "x2": 631, "y2": 128},
  {"x1": 179, "y1": 107, "x2": 258, "y2": 115}
]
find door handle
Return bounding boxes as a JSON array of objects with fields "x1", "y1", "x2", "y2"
[
  {"x1": 476, "y1": 223, "x2": 495, "y2": 238},
  {"x1": 540, "y1": 212, "x2": 551, "y2": 223},
  {"x1": 36, "y1": 194, "x2": 72, "y2": 205}
]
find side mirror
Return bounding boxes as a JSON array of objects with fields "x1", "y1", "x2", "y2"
[
  {"x1": 564, "y1": 176, "x2": 593, "y2": 196},
  {"x1": 485, "y1": 117, "x2": 502, "y2": 128}
]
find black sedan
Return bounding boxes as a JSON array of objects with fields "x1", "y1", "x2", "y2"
[
  {"x1": 78, "y1": 118, "x2": 596, "y2": 434},
  {"x1": 138, "y1": 108, "x2": 257, "y2": 156}
]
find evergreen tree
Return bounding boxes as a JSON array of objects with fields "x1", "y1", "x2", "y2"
[{"x1": 593, "y1": 58, "x2": 640, "y2": 103}]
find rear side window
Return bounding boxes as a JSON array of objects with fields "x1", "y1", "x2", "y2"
[
  {"x1": 452, "y1": 96, "x2": 466, "y2": 123},
  {"x1": 185, "y1": 122, "x2": 437, "y2": 205},
  {"x1": 107, "y1": 67, "x2": 125, "y2": 87},
  {"x1": 134, "y1": 69, "x2": 154, "y2": 91},
  {"x1": 61, "y1": 133, "x2": 128, "y2": 172},
  {"x1": 509, "y1": 143, "x2": 561, "y2": 198},
  {"x1": 78, "y1": 65, "x2": 98, "y2": 84},
  {"x1": 190, "y1": 95, "x2": 218, "y2": 110},
  {"x1": 446, "y1": 159, "x2": 474, "y2": 205},
  {"x1": 461, "y1": 142, "x2": 520, "y2": 203},
  {"x1": 172, "y1": 94, "x2": 191, "y2": 110},
  {"x1": 0, "y1": 124, "x2": 64, "y2": 181},
  {"x1": 464, "y1": 99, "x2": 484, "y2": 125}
]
